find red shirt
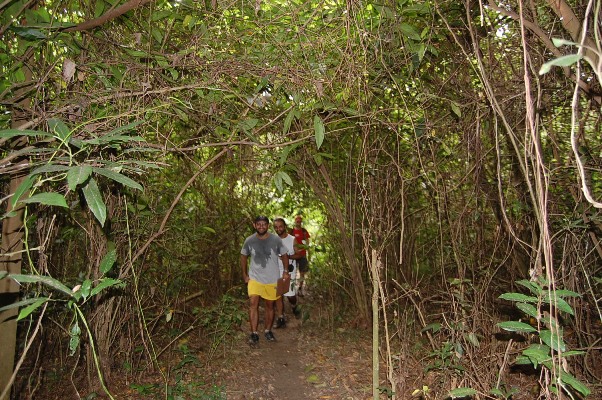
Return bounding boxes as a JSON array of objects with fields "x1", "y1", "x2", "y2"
[{"x1": 291, "y1": 227, "x2": 310, "y2": 256}]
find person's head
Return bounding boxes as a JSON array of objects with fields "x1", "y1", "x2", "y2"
[
  {"x1": 273, "y1": 218, "x2": 288, "y2": 237},
  {"x1": 254, "y1": 215, "x2": 270, "y2": 236},
  {"x1": 294, "y1": 215, "x2": 303, "y2": 227}
]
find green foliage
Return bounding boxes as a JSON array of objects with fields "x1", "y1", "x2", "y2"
[
  {"x1": 497, "y1": 280, "x2": 590, "y2": 398},
  {"x1": 273, "y1": 170, "x2": 293, "y2": 193},
  {"x1": 425, "y1": 341, "x2": 465, "y2": 374},
  {"x1": 447, "y1": 387, "x2": 477, "y2": 398},
  {"x1": 489, "y1": 384, "x2": 519, "y2": 399},
  {"x1": 195, "y1": 294, "x2": 247, "y2": 337},
  {"x1": 313, "y1": 115, "x2": 325, "y2": 149},
  {"x1": 1, "y1": 119, "x2": 149, "y2": 227}
]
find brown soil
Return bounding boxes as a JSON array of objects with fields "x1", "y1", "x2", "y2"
[{"x1": 212, "y1": 305, "x2": 376, "y2": 400}]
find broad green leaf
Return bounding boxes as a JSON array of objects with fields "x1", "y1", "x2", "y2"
[
  {"x1": 90, "y1": 278, "x2": 123, "y2": 297},
  {"x1": 314, "y1": 115, "x2": 325, "y2": 149},
  {"x1": 20, "y1": 192, "x2": 68, "y2": 208},
  {"x1": 94, "y1": 0, "x2": 105, "y2": 17},
  {"x1": 200, "y1": 226, "x2": 216, "y2": 234},
  {"x1": 0, "y1": 129, "x2": 53, "y2": 138},
  {"x1": 0, "y1": 297, "x2": 49, "y2": 313},
  {"x1": 401, "y1": 4, "x2": 430, "y2": 15},
  {"x1": 549, "y1": 289, "x2": 581, "y2": 298},
  {"x1": 539, "y1": 54, "x2": 582, "y2": 74},
  {"x1": 317, "y1": 152, "x2": 335, "y2": 160},
  {"x1": 561, "y1": 350, "x2": 585, "y2": 357},
  {"x1": 99, "y1": 248, "x2": 117, "y2": 275},
  {"x1": 80, "y1": 279, "x2": 92, "y2": 300},
  {"x1": 239, "y1": 118, "x2": 259, "y2": 132},
  {"x1": 48, "y1": 118, "x2": 71, "y2": 141},
  {"x1": 69, "y1": 322, "x2": 81, "y2": 355},
  {"x1": 10, "y1": 175, "x2": 34, "y2": 208},
  {"x1": 399, "y1": 23, "x2": 421, "y2": 41},
  {"x1": 560, "y1": 371, "x2": 591, "y2": 396},
  {"x1": 514, "y1": 355, "x2": 532, "y2": 365},
  {"x1": 515, "y1": 302, "x2": 539, "y2": 319},
  {"x1": 17, "y1": 297, "x2": 50, "y2": 321},
  {"x1": 9, "y1": 273, "x2": 73, "y2": 296},
  {"x1": 499, "y1": 292, "x2": 538, "y2": 303},
  {"x1": 451, "y1": 102, "x2": 461, "y2": 118},
  {"x1": 448, "y1": 387, "x2": 477, "y2": 398},
  {"x1": 421, "y1": 322, "x2": 441, "y2": 333},
  {"x1": 1, "y1": 211, "x2": 17, "y2": 219},
  {"x1": 516, "y1": 279, "x2": 542, "y2": 295},
  {"x1": 67, "y1": 165, "x2": 93, "y2": 190},
  {"x1": 462, "y1": 331, "x2": 479, "y2": 347},
  {"x1": 522, "y1": 344, "x2": 551, "y2": 366},
  {"x1": 92, "y1": 168, "x2": 143, "y2": 191},
  {"x1": 283, "y1": 107, "x2": 296, "y2": 134},
  {"x1": 11, "y1": 26, "x2": 47, "y2": 40},
  {"x1": 552, "y1": 38, "x2": 577, "y2": 47},
  {"x1": 313, "y1": 153, "x2": 323, "y2": 166},
  {"x1": 541, "y1": 293, "x2": 574, "y2": 315},
  {"x1": 183, "y1": 14, "x2": 194, "y2": 28},
  {"x1": 105, "y1": 121, "x2": 144, "y2": 137},
  {"x1": 274, "y1": 173, "x2": 283, "y2": 193},
  {"x1": 82, "y1": 178, "x2": 107, "y2": 226},
  {"x1": 31, "y1": 164, "x2": 70, "y2": 175},
  {"x1": 280, "y1": 171, "x2": 293, "y2": 186},
  {"x1": 539, "y1": 329, "x2": 565, "y2": 352},
  {"x1": 279, "y1": 143, "x2": 301, "y2": 167},
  {"x1": 497, "y1": 321, "x2": 537, "y2": 333},
  {"x1": 541, "y1": 314, "x2": 559, "y2": 330}
]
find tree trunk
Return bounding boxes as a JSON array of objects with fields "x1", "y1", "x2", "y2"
[{"x1": 0, "y1": 93, "x2": 31, "y2": 399}]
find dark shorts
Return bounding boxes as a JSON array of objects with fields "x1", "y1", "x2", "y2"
[{"x1": 297, "y1": 257, "x2": 309, "y2": 273}]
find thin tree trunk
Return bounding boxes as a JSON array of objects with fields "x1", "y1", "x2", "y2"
[
  {"x1": 0, "y1": 74, "x2": 31, "y2": 398},
  {"x1": 370, "y1": 250, "x2": 379, "y2": 400}
]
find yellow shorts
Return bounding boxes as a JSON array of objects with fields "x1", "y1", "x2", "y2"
[{"x1": 248, "y1": 279, "x2": 279, "y2": 301}]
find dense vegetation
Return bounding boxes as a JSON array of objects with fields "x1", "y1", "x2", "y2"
[{"x1": 1, "y1": 0, "x2": 601, "y2": 398}]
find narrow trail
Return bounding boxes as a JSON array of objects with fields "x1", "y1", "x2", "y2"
[
  {"x1": 222, "y1": 317, "x2": 314, "y2": 399},
  {"x1": 214, "y1": 297, "x2": 376, "y2": 400}
]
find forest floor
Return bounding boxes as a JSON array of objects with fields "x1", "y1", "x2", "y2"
[
  {"x1": 186, "y1": 289, "x2": 389, "y2": 400},
  {"x1": 213, "y1": 307, "x2": 376, "y2": 399},
  {"x1": 29, "y1": 287, "x2": 600, "y2": 400}
]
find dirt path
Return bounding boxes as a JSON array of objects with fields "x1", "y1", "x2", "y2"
[
  {"x1": 221, "y1": 317, "x2": 313, "y2": 399},
  {"x1": 215, "y1": 304, "x2": 375, "y2": 400}
]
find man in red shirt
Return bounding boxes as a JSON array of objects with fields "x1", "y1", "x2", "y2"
[{"x1": 290, "y1": 215, "x2": 310, "y2": 297}]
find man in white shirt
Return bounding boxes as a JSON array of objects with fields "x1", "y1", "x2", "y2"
[{"x1": 273, "y1": 218, "x2": 302, "y2": 328}]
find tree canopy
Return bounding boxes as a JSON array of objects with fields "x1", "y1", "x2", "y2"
[{"x1": 1, "y1": 0, "x2": 601, "y2": 398}]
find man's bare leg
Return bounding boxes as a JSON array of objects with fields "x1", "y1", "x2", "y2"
[
  {"x1": 275, "y1": 296, "x2": 285, "y2": 328},
  {"x1": 249, "y1": 295, "x2": 260, "y2": 332},
  {"x1": 264, "y1": 300, "x2": 275, "y2": 332}
]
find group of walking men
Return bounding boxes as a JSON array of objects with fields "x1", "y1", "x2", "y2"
[{"x1": 240, "y1": 215, "x2": 310, "y2": 345}]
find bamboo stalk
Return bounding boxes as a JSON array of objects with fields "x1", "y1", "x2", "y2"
[{"x1": 371, "y1": 249, "x2": 379, "y2": 400}]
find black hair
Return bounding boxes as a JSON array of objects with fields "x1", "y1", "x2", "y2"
[
  {"x1": 254, "y1": 215, "x2": 269, "y2": 223},
  {"x1": 273, "y1": 217, "x2": 287, "y2": 226}
]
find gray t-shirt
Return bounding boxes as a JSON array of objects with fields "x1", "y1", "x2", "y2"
[{"x1": 241, "y1": 233, "x2": 286, "y2": 284}]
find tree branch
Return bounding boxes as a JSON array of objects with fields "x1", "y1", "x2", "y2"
[
  {"x1": 544, "y1": 0, "x2": 599, "y2": 67},
  {"x1": 64, "y1": 0, "x2": 152, "y2": 32}
]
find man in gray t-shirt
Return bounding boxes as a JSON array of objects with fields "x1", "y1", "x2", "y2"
[{"x1": 241, "y1": 216, "x2": 289, "y2": 345}]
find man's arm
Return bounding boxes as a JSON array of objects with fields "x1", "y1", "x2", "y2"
[
  {"x1": 240, "y1": 254, "x2": 249, "y2": 283},
  {"x1": 290, "y1": 237, "x2": 303, "y2": 260},
  {"x1": 280, "y1": 253, "x2": 290, "y2": 277}
]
